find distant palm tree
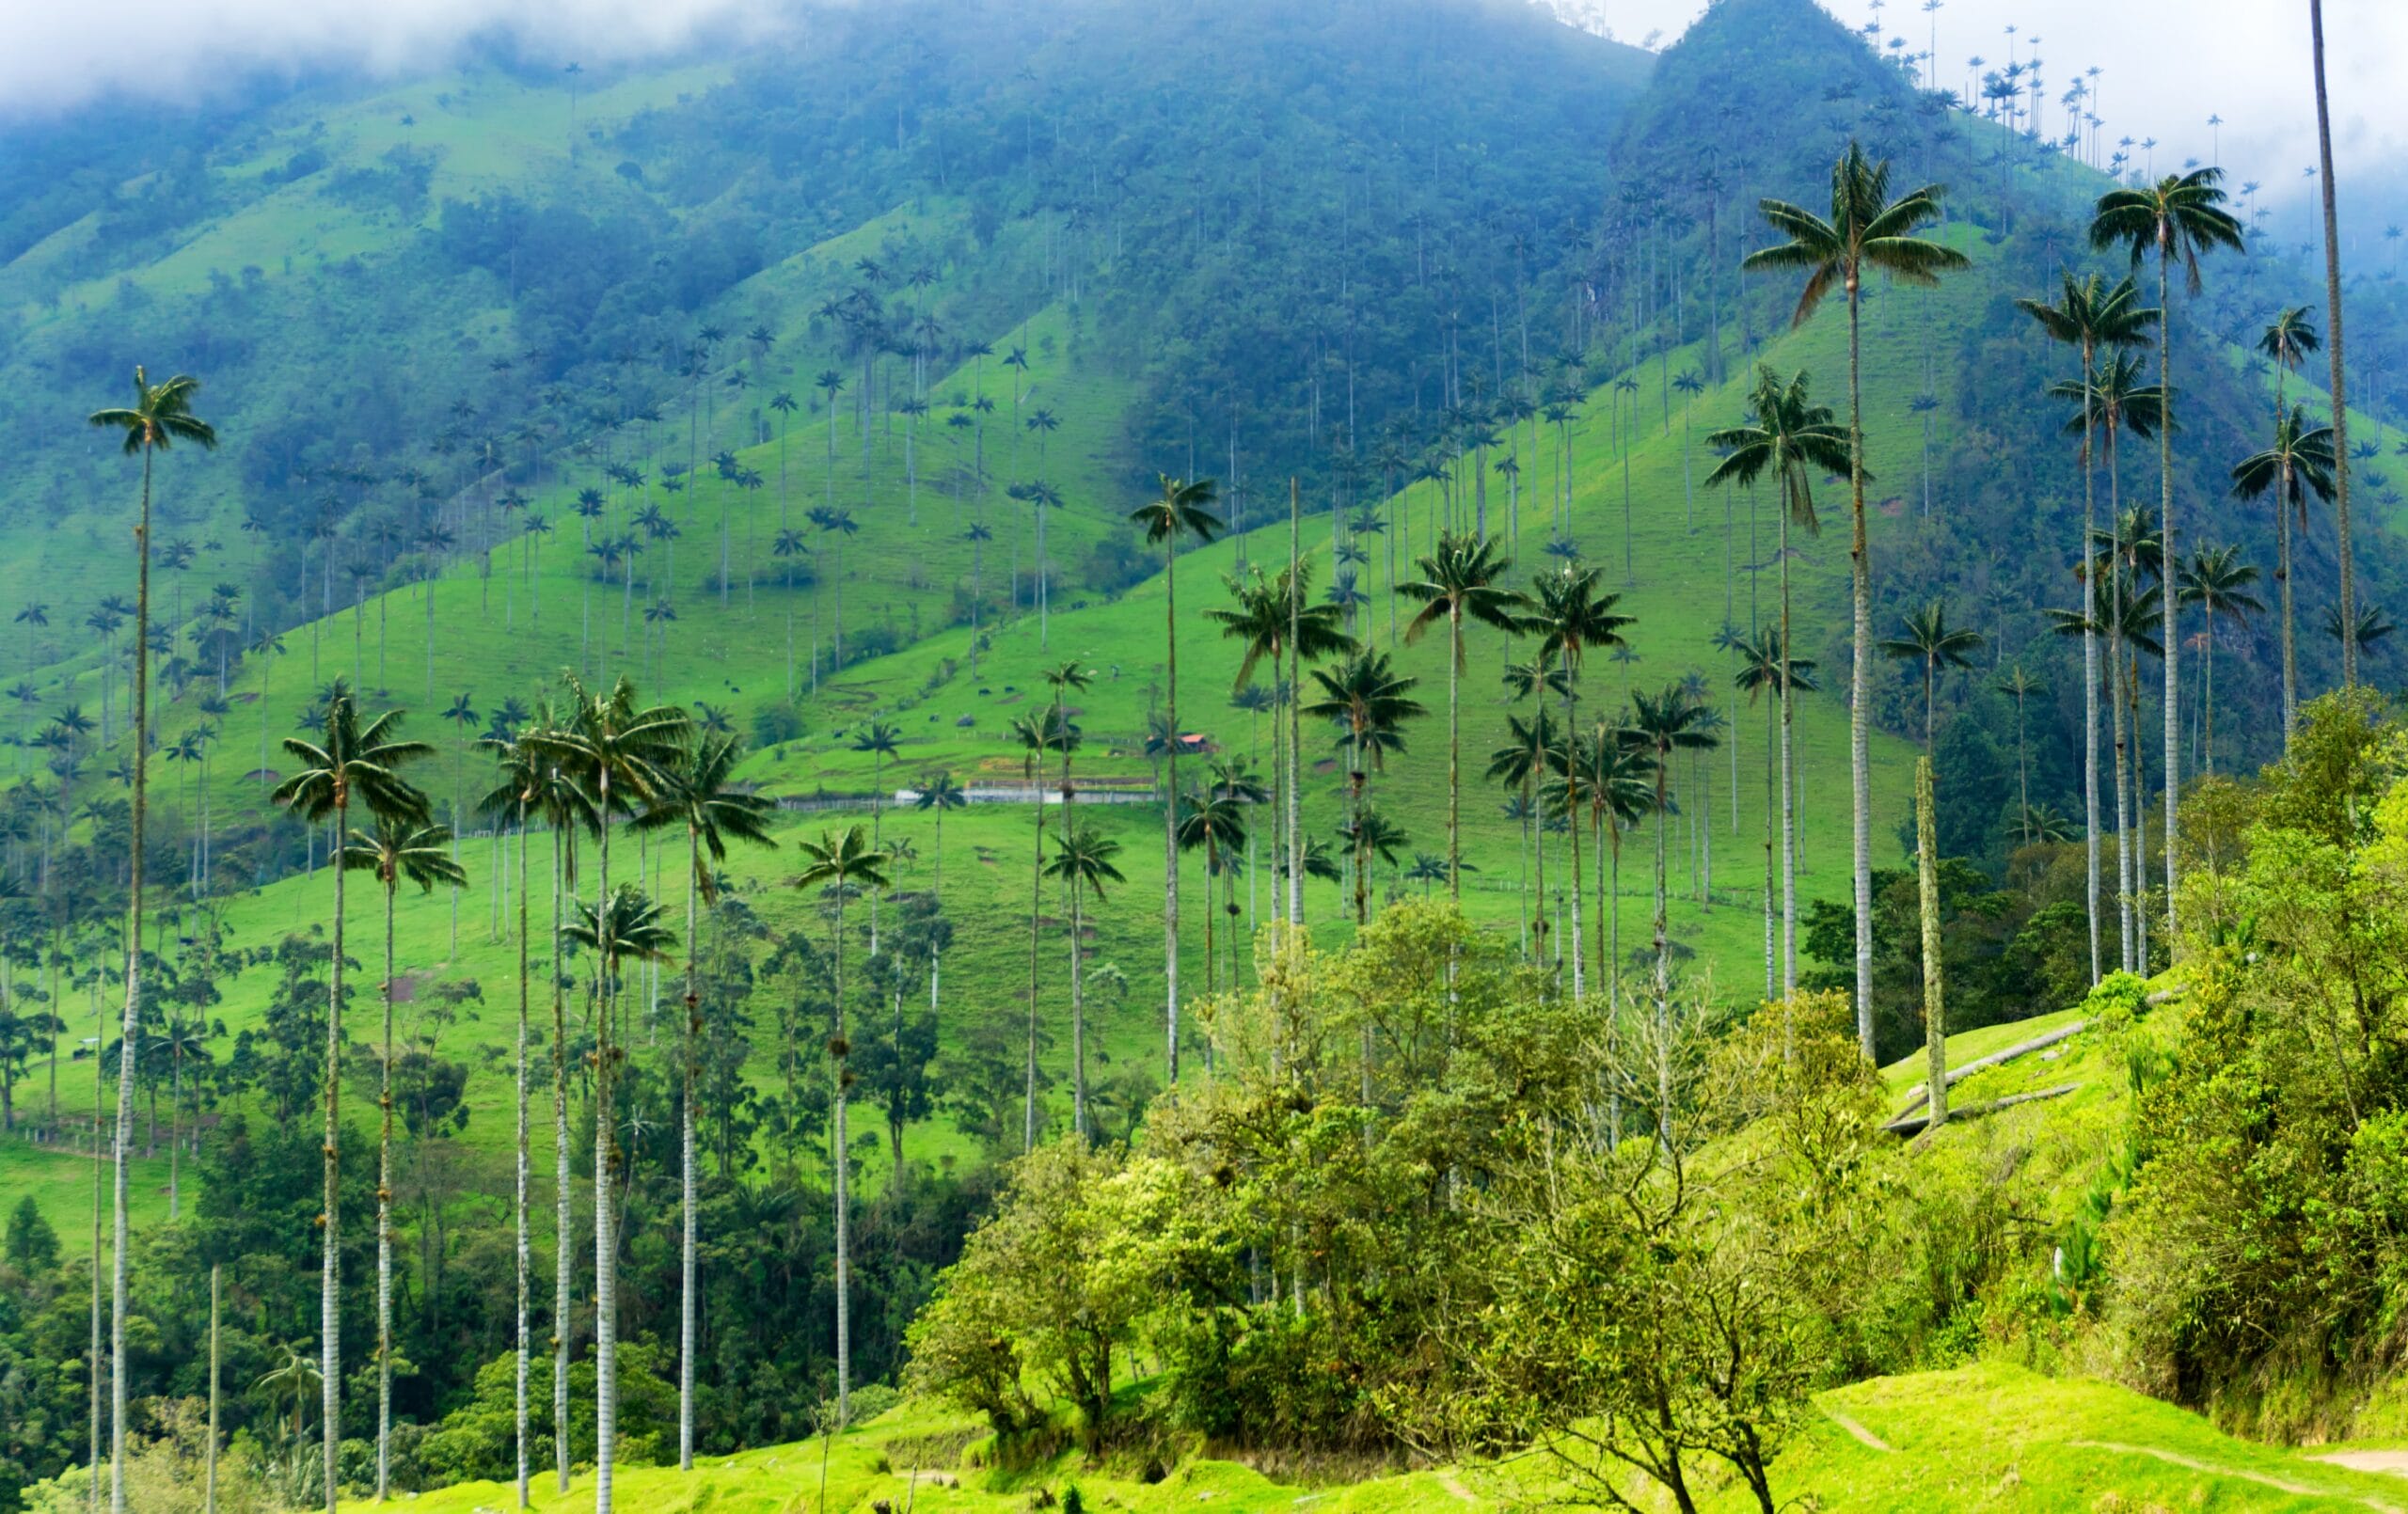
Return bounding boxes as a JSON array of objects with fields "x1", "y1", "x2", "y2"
[
  {"x1": 790, "y1": 825, "x2": 889, "y2": 1427},
  {"x1": 1704, "y1": 369, "x2": 1847, "y2": 994},
  {"x1": 531, "y1": 675, "x2": 686, "y2": 1514},
  {"x1": 339, "y1": 815, "x2": 465, "y2": 1502},
  {"x1": 2092, "y1": 166, "x2": 2244, "y2": 951},
  {"x1": 1747, "y1": 143, "x2": 1969, "y2": 1055},
  {"x1": 634, "y1": 734, "x2": 775, "y2": 1471},
  {"x1": 1043, "y1": 823, "x2": 1124, "y2": 1140},
  {"x1": 2323, "y1": 601, "x2": 2395, "y2": 657},
  {"x1": 2231, "y1": 405, "x2": 2334, "y2": 748},
  {"x1": 2175, "y1": 545, "x2": 2264, "y2": 773},
  {"x1": 1009, "y1": 710, "x2": 1066, "y2": 1150},
  {"x1": 271, "y1": 681, "x2": 434, "y2": 1514},
  {"x1": 1304, "y1": 651, "x2": 1425, "y2": 925},
  {"x1": 2020, "y1": 271, "x2": 2157, "y2": 984},
  {"x1": 1400, "y1": 532, "x2": 1525, "y2": 899},
  {"x1": 1130, "y1": 475, "x2": 1223, "y2": 1083},
  {"x1": 86, "y1": 367, "x2": 214, "y2": 1509},
  {"x1": 1879, "y1": 600, "x2": 1986, "y2": 749},
  {"x1": 1993, "y1": 665, "x2": 2046, "y2": 847},
  {"x1": 848, "y1": 720, "x2": 903, "y2": 952},
  {"x1": 1735, "y1": 631, "x2": 1816, "y2": 998},
  {"x1": 1624, "y1": 686, "x2": 1716, "y2": 1133},
  {"x1": 2307, "y1": 0, "x2": 2360, "y2": 697},
  {"x1": 1523, "y1": 563, "x2": 1634, "y2": 997},
  {"x1": 913, "y1": 773, "x2": 967, "y2": 1016}
]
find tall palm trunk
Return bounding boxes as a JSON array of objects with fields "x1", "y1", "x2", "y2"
[
  {"x1": 377, "y1": 875, "x2": 399, "y2": 1502},
  {"x1": 1069, "y1": 875, "x2": 1088, "y2": 1140},
  {"x1": 1162, "y1": 537, "x2": 1184, "y2": 1084},
  {"x1": 2080, "y1": 340, "x2": 2103, "y2": 984},
  {"x1": 1917, "y1": 757, "x2": 1947, "y2": 1127},
  {"x1": 678, "y1": 829, "x2": 699, "y2": 1472},
  {"x1": 513, "y1": 807, "x2": 531, "y2": 1511},
  {"x1": 322, "y1": 800, "x2": 348, "y2": 1514},
  {"x1": 831, "y1": 889, "x2": 852, "y2": 1427},
  {"x1": 2109, "y1": 544, "x2": 2132, "y2": 972},
  {"x1": 110, "y1": 441, "x2": 156, "y2": 1514},
  {"x1": 593, "y1": 774, "x2": 617, "y2": 1514},
  {"x1": 2277, "y1": 448, "x2": 2297, "y2": 745},
  {"x1": 1287, "y1": 483, "x2": 1304, "y2": 929},
  {"x1": 2312, "y1": 0, "x2": 2358, "y2": 690},
  {"x1": 1762, "y1": 693, "x2": 1777, "y2": 1002},
  {"x1": 207, "y1": 1263, "x2": 221, "y2": 1514},
  {"x1": 2153, "y1": 244, "x2": 2180, "y2": 950},
  {"x1": 1447, "y1": 607, "x2": 1463, "y2": 898},
  {"x1": 1023, "y1": 753, "x2": 1043, "y2": 1152},
  {"x1": 1779, "y1": 504, "x2": 1799, "y2": 997},
  {"x1": 1651, "y1": 767, "x2": 1672, "y2": 1141},
  {"x1": 551, "y1": 822, "x2": 571, "y2": 1495},
  {"x1": 1563, "y1": 685, "x2": 1586, "y2": 998},
  {"x1": 1846, "y1": 274, "x2": 1877, "y2": 1057}
]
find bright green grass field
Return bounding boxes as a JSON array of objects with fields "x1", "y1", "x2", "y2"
[{"x1": 348, "y1": 1359, "x2": 2408, "y2": 1512}]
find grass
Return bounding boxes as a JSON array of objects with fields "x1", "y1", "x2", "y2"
[{"x1": 347, "y1": 1359, "x2": 2408, "y2": 1512}]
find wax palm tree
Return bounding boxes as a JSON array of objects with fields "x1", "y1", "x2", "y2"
[
  {"x1": 1522, "y1": 563, "x2": 1633, "y2": 996},
  {"x1": 2307, "y1": 0, "x2": 2359, "y2": 696},
  {"x1": 1624, "y1": 686, "x2": 1716, "y2": 1131},
  {"x1": 1735, "y1": 631, "x2": 1817, "y2": 998},
  {"x1": 472, "y1": 719, "x2": 578, "y2": 1505},
  {"x1": 529, "y1": 675, "x2": 686, "y2": 1511},
  {"x1": 1994, "y1": 665, "x2": 2046, "y2": 848},
  {"x1": 2019, "y1": 271, "x2": 2157, "y2": 983},
  {"x1": 1486, "y1": 706, "x2": 1562, "y2": 968},
  {"x1": 1042, "y1": 823, "x2": 1123, "y2": 1140},
  {"x1": 1129, "y1": 476, "x2": 1222, "y2": 1082},
  {"x1": 87, "y1": 367, "x2": 214, "y2": 1509},
  {"x1": 2175, "y1": 545, "x2": 2264, "y2": 773},
  {"x1": 1703, "y1": 369, "x2": 1846, "y2": 995},
  {"x1": 2323, "y1": 601, "x2": 2394, "y2": 656},
  {"x1": 1880, "y1": 600, "x2": 1985, "y2": 749},
  {"x1": 339, "y1": 815, "x2": 465, "y2": 1502},
  {"x1": 790, "y1": 824, "x2": 889, "y2": 1427},
  {"x1": 1579, "y1": 723, "x2": 1657, "y2": 1033},
  {"x1": 2091, "y1": 166, "x2": 2244, "y2": 948},
  {"x1": 270, "y1": 681, "x2": 433, "y2": 1514},
  {"x1": 848, "y1": 720, "x2": 902, "y2": 953},
  {"x1": 634, "y1": 734, "x2": 775, "y2": 1471},
  {"x1": 1009, "y1": 711, "x2": 1065, "y2": 1151},
  {"x1": 1747, "y1": 144, "x2": 1968, "y2": 1054},
  {"x1": 1304, "y1": 651, "x2": 1425, "y2": 925},
  {"x1": 1399, "y1": 532, "x2": 1525, "y2": 897},
  {"x1": 913, "y1": 773, "x2": 967, "y2": 1015},
  {"x1": 1205, "y1": 565, "x2": 1352, "y2": 932},
  {"x1": 2231, "y1": 406, "x2": 2335, "y2": 746}
]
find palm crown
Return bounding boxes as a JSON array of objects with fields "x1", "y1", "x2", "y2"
[
  {"x1": 1744, "y1": 142, "x2": 1969, "y2": 326},
  {"x1": 271, "y1": 680, "x2": 436, "y2": 826}
]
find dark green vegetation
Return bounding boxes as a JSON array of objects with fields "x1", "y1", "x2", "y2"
[{"x1": 3, "y1": 0, "x2": 2408, "y2": 1507}]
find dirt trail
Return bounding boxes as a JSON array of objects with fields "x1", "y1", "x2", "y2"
[{"x1": 2074, "y1": 1440, "x2": 2402, "y2": 1512}]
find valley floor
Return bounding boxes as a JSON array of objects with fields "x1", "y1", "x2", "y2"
[{"x1": 348, "y1": 1362, "x2": 2408, "y2": 1512}]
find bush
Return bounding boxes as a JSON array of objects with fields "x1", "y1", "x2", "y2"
[{"x1": 752, "y1": 702, "x2": 805, "y2": 747}]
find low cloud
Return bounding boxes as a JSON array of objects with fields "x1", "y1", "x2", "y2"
[{"x1": 0, "y1": 0, "x2": 801, "y2": 116}]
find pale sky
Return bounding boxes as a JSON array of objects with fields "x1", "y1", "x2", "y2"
[
  {"x1": 0, "y1": 0, "x2": 2399, "y2": 211},
  {"x1": 1580, "y1": 0, "x2": 2405, "y2": 203}
]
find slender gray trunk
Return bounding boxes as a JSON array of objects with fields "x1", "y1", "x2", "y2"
[{"x1": 111, "y1": 445, "x2": 154, "y2": 1514}]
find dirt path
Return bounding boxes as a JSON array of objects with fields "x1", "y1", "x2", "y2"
[
  {"x1": 1824, "y1": 1410, "x2": 1893, "y2": 1452},
  {"x1": 2074, "y1": 1440, "x2": 2402, "y2": 1512},
  {"x1": 2315, "y1": 1452, "x2": 2408, "y2": 1476},
  {"x1": 1434, "y1": 1472, "x2": 1478, "y2": 1504}
]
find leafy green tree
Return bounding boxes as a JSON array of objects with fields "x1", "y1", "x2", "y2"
[
  {"x1": 86, "y1": 366, "x2": 215, "y2": 1514},
  {"x1": 1747, "y1": 143, "x2": 1969, "y2": 1056},
  {"x1": 270, "y1": 679, "x2": 434, "y2": 1514},
  {"x1": 1129, "y1": 475, "x2": 1223, "y2": 1086},
  {"x1": 2090, "y1": 166, "x2": 2244, "y2": 951}
]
